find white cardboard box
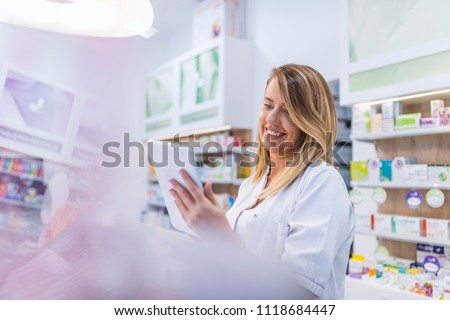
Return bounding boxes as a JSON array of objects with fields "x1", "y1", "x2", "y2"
[{"x1": 193, "y1": 0, "x2": 247, "y2": 47}]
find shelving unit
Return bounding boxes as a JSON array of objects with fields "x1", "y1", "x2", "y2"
[
  {"x1": 344, "y1": 276, "x2": 430, "y2": 300},
  {"x1": 0, "y1": 150, "x2": 47, "y2": 262},
  {"x1": 351, "y1": 181, "x2": 450, "y2": 190},
  {"x1": 355, "y1": 229, "x2": 450, "y2": 247},
  {"x1": 351, "y1": 126, "x2": 450, "y2": 141},
  {"x1": 349, "y1": 88, "x2": 450, "y2": 300},
  {"x1": 145, "y1": 126, "x2": 252, "y2": 230}
]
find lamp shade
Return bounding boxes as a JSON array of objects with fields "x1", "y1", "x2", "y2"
[{"x1": 0, "y1": 0, "x2": 154, "y2": 37}]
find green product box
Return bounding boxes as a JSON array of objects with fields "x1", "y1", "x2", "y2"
[
  {"x1": 380, "y1": 160, "x2": 392, "y2": 182},
  {"x1": 350, "y1": 160, "x2": 368, "y2": 181},
  {"x1": 394, "y1": 113, "x2": 421, "y2": 130}
]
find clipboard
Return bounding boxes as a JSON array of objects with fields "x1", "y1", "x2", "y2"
[{"x1": 148, "y1": 140, "x2": 202, "y2": 235}]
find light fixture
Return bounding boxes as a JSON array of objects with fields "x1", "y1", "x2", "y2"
[
  {"x1": 0, "y1": 0, "x2": 155, "y2": 38},
  {"x1": 353, "y1": 88, "x2": 450, "y2": 108}
]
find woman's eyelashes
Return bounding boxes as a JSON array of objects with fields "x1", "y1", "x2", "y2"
[{"x1": 264, "y1": 103, "x2": 273, "y2": 110}]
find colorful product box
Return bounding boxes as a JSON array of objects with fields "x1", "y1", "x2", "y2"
[
  {"x1": 392, "y1": 157, "x2": 417, "y2": 182},
  {"x1": 420, "y1": 117, "x2": 440, "y2": 128},
  {"x1": 417, "y1": 244, "x2": 450, "y2": 269},
  {"x1": 405, "y1": 164, "x2": 428, "y2": 182},
  {"x1": 372, "y1": 214, "x2": 394, "y2": 234},
  {"x1": 422, "y1": 218, "x2": 450, "y2": 241},
  {"x1": 440, "y1": 107, "x2": 450, "y2": 126},
  {"x1": 393, "y1": 216, "x2": 421, "y2": 237},
  {"x1": 430, "y1": 100, "x2": 445, "y2": 117},
  {"x1": 395, "y1": 113, "x2": 421, "y2": 130},
  {"x1": 380, "y1": 160, "x2": 392, "y2": 182},
  {"x1": 350, "y1": 161, "x2": 368, "y2": 181}
]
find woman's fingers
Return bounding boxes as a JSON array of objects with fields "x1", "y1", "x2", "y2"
[
  {"x1": 169, "y1": 189, "x2": 189, "y2": 217},
  {"x1": 179, "y1": 169, "x2": 204, "y2": 200},
  {"x1": 204, "y1": 181, "x2": 219, "y2": 206},
  {"x1": 169, "y1": 178, "x2": 195, "y2": 206}
]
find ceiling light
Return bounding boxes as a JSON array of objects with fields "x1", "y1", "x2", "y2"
[{"x1": 0, "y1": 0, "x2": 155, "y2": 38}]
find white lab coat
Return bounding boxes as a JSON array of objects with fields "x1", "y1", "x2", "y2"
[{"x1": 226, "y1": 161, "x2": 355, "y2": 299}]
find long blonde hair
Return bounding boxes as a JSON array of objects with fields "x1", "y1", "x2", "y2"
[{"x1": 250, "y1": 64, "x2": 337, "y2": 200}]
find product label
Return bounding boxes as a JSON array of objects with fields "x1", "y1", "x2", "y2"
[
  {"x1": 372, "y1": 187, "x2": 387, "y2": 205},
  {"x1": 406, "y1": 190, "x2": 422, "y2": 209},
  {"x1": 426, "y1": 188, "x2": 445, "y2": 209},
  {"x1": 349, "y1": 189, "x2": 363, "y2": 204}
]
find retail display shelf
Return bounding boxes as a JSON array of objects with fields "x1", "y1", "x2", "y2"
[
  {"x1": 0, "y1": 168, "x2": 44, "y2": 182},
  {"x1": 148, "y1": 200, "x2": 166, "y2": 208},
  {"x1": 148, "y1": 177, "x2": 158, "y2": 183},
  {"x1": 350, "y1": 181, "x2": 450, "y2": 190},
  {"x1": 344, "y1": 276, "x2": 431, "y2": 300},
  {"x1": 0, "y1": 198, "x2": 41, "y2": 210},
  {"x1": 355, "y1": 228, "x2": 450, "y2": 247},
  {"x1": 351, "y1": 126, "x2": 450, "y2": 142}
]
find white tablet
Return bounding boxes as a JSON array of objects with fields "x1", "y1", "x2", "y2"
[{"x1": 148, "y1": 140, "x2": 202, "y2": 235}]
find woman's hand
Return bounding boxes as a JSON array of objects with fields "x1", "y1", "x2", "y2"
[{"x1": 169, "y1": 169, "x2": 234, "y2": 238}]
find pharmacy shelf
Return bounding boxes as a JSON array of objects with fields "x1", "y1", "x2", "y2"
[
  {"x1": 356, "y1": 228, "x2": 450, "y2": 247},
  {"x1": 0, "y1": 168, "x2": 44, "y2": 182},
  {"x1": 0, "y1": 198, "x2": 41, "y2": 210},
  {"x1": 344, "y1": 276, "x2": 430, "y2": 300},
  {"x1": 350, "y1": 181, "x2": 450, "y2": 190},
  {"x1": 351, "y1": 126, "x2": 450, "y2": 142}
]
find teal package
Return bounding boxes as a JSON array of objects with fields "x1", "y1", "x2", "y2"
[{"x1": 380, "y1": 160, "x2": 392, "y2": 182}]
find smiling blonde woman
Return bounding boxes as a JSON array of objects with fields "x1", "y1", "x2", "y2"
[{"x1": 169, "y1": 64, "x2": 355, "y2": 299}]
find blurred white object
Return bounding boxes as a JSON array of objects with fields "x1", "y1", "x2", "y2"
[
  {"x1": 0, "y1": 0, "x2": 154, "y2": 38},
  {"x1": 40, "y1": 172, "x2": 69, "y2": 224}
]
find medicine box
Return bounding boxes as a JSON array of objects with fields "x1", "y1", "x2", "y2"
[
  {"x1": 367, "y1": 159, "x2": 380, "y2": 182},
  {"x1": 393, "y1": 216, "x2": 421, "y2": 237},
  {"x1": 395, "y1": 113, "x2": 421, "y2": 130},
  {"x1": 355, "y1": 213, "x2": 372, "y2": 232},
  {"x1": 350, "y1": 161, "x2": 368, "y2": 181},
  {"x1": 380, "y1": 160, "x2": 392, "y2": 182},
  {"x1": 417, "y1": 244, "x2": 450, "y2": 269},
  {"x1": 372, "y1": 214, "x2": 394, "y2": 234},
  {"x1": 405, "y1": 164, "x2": 428, "y2": 182},
  {"x1": 423, "y1": 218, "x2": 450, "y2": 241},
  {"x1": 430, "y1": 99, "x2": 444, "y2": 117},
  {"x1": 392, "y1": 157, "x2": 417, "y2": 182}
]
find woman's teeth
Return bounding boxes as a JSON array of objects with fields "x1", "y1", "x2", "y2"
[{"x1": 267, "y1": 129, "x2": 284, "y2": 137}]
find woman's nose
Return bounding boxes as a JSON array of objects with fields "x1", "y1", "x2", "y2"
[{"x1": 266, "y1": 109, "x2": 281, "y2": 124}]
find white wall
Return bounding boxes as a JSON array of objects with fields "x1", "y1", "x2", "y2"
[{"x1": 246, "y1": 0, "x2": 341, "y2": 134}]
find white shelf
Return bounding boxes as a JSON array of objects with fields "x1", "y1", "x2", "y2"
[
  {"x1": 345, "y1": 276, "x2": 431, "y2": 300},
  {"x1": 351, "y1": 126, "x2": 450, "y2": 141},
  {"x1": 356, "y1": 228, "x2": 450, "y2": 247},
  {"x1": 350, "y1": 181, "x2": 450, "y2": 190},
  {"x1": 0, "y1": 168, "x2": 44, "y2": 182}
]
